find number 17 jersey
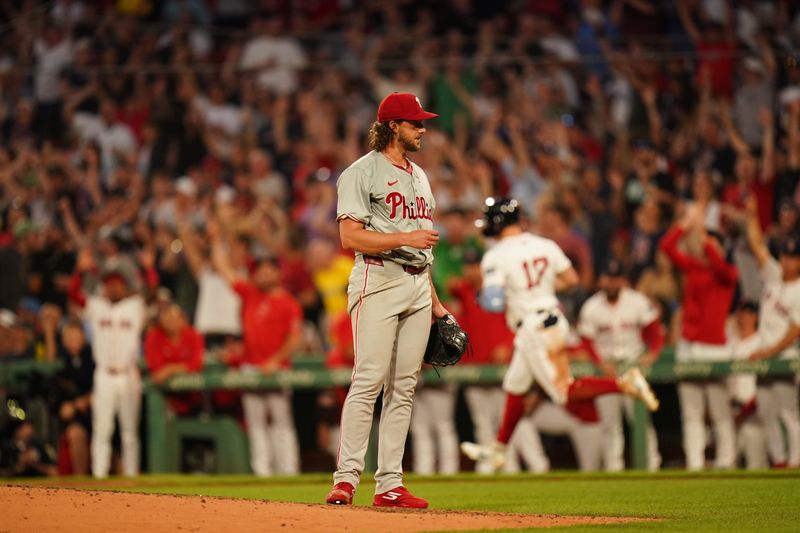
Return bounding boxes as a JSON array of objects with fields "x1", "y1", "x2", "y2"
[{"x1": 481, "y1": 232, "x2": 573, "y2": 331}]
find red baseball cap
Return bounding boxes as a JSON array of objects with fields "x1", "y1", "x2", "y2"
[
  {"x1": 377, "y1": 93, "x2": 438, "y2": 122},
  {"x1": 101, "y1": 268, "x2": 129, "y2": 286}
]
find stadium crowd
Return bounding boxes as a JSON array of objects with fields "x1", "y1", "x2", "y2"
[{"x1": 2, "y1": 0, "x2": 800, "y2": 476}]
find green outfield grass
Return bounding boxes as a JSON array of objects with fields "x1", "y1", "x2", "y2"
[{"x1": 11, "y1": 470, "x2": 800, "y2": 532}]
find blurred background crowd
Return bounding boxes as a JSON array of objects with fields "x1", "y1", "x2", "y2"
[{"x1": 2, "y1": 0, "x2": 800, "y2": 477}]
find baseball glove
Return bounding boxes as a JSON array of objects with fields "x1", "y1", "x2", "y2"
[{"x1": 424, "y1": 314, "x2": 470, "y2": 367}]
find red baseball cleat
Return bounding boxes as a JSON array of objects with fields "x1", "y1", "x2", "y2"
[
  {"x1": 326, "y1": 482, "x2": 355, "y2": 505},
  {"x1": 373, "y1": 486, "x2": 428, "y2": 509}
]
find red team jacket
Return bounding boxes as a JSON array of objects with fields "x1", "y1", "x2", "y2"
[
  {"x1": 326, "y1": 311, "x2": 354, "y2": 370},
  {"x1": 659, "y1": 226, "x2": 738, "y2": 345},
  {"x1": 144, "y1": 325, "x2": 205, "y2": 373},
  {"x1": 450, "y1": 279, "x2": 515, "y2": 364},
  {"x1": 144, "y1": 325, "x2": 205, "y2": 415},
  {"x1": 233, "y1": 281, "x2": 303, "y2": 367}
]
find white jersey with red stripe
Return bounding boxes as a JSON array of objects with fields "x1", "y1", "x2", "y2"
[
  {"x1": 758, "y1": 258, "x2": 800, "y2": 360},
  {"x1": 85, "y1": 294, "x2": 146, "y2": 369},
  {"x1": 577, "y1": 288, "x2": 659, "y2": 362},
  {"x1": 481, "y1": 232, "x2": 572, "y2": 331}
]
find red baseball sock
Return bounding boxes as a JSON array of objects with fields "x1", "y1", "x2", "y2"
[
  {"x1": 568, "y1": 377, "x2": 620, "y2": 402},
  {"x1": 497, "y1": 393, "x2": 526, "y2": 445},
  {"x1": 564, "y1": 399, "x2": 600, "y2": 423}
]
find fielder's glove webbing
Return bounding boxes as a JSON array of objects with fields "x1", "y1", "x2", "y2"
[{"x1": 423, "y1": 314, "x2": 470, "y2": 367}]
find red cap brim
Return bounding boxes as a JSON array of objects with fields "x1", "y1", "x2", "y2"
[
  {"x1": 407, "y1": 110, "x2": 438, "y2": 121},
  {"x1": 102, "y1": 272, "x2": 127, "y2": 285}
]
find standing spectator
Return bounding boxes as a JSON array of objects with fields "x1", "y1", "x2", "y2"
[
  {"x1": 733, "y1": 50, "x2": 776, "y2": 148},
  {"x1": 211, "y1": 224, "x2": 303, "y2": 476},
  {"x1": 69, "y1": 259, "x2": 152, "y2": 478},
  {"x1": 577, "y1": 260, "x2": 664, "y2": 471},
  {"x1": 237, "y1": 17, "x2": 308, "y2": 96},
  {"x1": 32, "y1": 23, "x2": 73, "y2": 142},
  {"x1": 306, "y1": 237, "x2": 353, "y2": 324},
  {"x1": 636, "y1": 250, "x2": 681, "y2": 314},
  {"x1": 677, "y1": 1, "x2": 737, "y2": 98},
  {"x1": 176, "y1": 218, "x2": 242, "y2": 346},
  {"x1": 50, "y1": 318, "x2": 94, "y2": 476},
  {"x1": 660, "y1": 204, "x2": 739, "y2": 470},
  {"x1": 744, "y1": 204, "x2": 800, "y2": 468},
  {"x1": 144, "y1": 304, "x2": 204, "y2": 415},
  {"x1": 69, "y1": 99, "x2": 138, "y2": 180},
  {"x1": 720, "y1": 107, "x2": 776, "y2": 232},
  {"x1": 629, "y1": 199, "x2": 665, "y2": 286},
  {"x1": 538, "y1": 203, "x2": 594, "y2": 291},
  {"x1": 431, "y1": 207, "x2": 481, "y2": 301}
]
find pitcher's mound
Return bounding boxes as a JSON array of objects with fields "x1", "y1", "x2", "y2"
[{"x1": 1, "y1": 486, "x2": 653, "y2": 532}]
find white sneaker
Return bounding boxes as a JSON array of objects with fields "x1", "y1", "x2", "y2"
[
  {"x1": 619, "y1": 368, "x2": 660, "y2": 412},
  {"x1": 460, "y1": 441, "x2": 506, "y2": 470}
]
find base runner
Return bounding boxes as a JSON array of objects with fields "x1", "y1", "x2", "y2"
[{"x1": 460, "y1": 198, "x2": 659, "y2": 470}]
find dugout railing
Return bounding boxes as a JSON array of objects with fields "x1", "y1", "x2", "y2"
[{"x1": 2, "y1": 355, "x2": 798, "y2": 472}]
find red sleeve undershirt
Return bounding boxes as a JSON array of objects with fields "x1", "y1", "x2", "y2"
[{"x1": 641, "y1": 319, "x2": 665, "y2": 354}]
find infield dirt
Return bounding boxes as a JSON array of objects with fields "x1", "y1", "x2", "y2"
[{"x1": 1, "y1": 485, "x2": 652, "y2": 532}]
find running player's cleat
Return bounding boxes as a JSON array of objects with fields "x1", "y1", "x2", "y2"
[
  {"x1": 325, "y1": 482, "x2": 355, "y2": 505},
  {"x1": 460, "y1": 441, "x2": 507, "y2": 470},
  {"x1": 619, "y1": 367, "x2": 660, "y2": 412},
  {"x1": 373, "y1": 486, "x2": 428, "y2": 509}
]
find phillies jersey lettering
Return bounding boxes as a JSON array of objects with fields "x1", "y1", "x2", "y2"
[
  {"x1": 385, "y1": 192, "x2": 433, "y2": 220},
  {"x1": 481, "y1": 232, "x2": 572, "y2": 331},
  {"x1": 336, "y1": 151, "x2": 436, "y2": 267}
]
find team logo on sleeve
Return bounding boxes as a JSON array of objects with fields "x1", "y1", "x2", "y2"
[{"x1": 385, "y1": 192, "x2": 432, "y2": 220}]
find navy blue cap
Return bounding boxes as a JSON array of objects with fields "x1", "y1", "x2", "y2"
[
  {"x1": 780, "y1": 236, "x2": 800, "y2": 257},
  {"x1": 462, "y1": 248, "x2": 482, "y2": 265},
  {"x1": 737, "y1": 300, "x2": 759, "y2": 313},
  {"x1": 602, "y1": 259, "x2": 626, "y2": 278}
]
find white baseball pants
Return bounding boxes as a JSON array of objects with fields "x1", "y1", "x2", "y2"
[
  {"x1": 757, "y1": 379, "x2": 800, "y2": 467},
  {"x1": 676, "y1": 341, "x2": 735, "y2": 471},
  {"x1": 463, "y1": 385, "x2": 504, "y2": 473},
  {"x1": 91, "y1": 369, "x2": 141, "y2": 478},
  {"x1": 678, "y1": 382, "x2": 736, "y2": 471},
  {"x1": 737, "y1": 417, "x2": 769, "y2": 470},
  {"x1": 242, "y1": 390, "x2": 300, "y2": 476},
  {"x1": 410, "y1": 384, "x2": 459, "y2": 474},
  {"x1": 527, "y1": 402, "x2": 603, "y2": 472},
  {"x1": 503, "y1": 312, "x2": 569, "y2": 405},
  {"x1": 596, "y1": 394, "x2": 661, "y2": 472},
  {"x1": 504, "y1": 417, "x2": 551, "y2": 474}
]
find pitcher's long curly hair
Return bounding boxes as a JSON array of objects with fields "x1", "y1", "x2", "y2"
[{"x1": 368, "y1": 121, "x2": 395, "y2": 152}]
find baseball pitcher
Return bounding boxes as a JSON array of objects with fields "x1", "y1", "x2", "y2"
[{"x1": 326, "y1": 93, "x2": 447, "y2": 509}]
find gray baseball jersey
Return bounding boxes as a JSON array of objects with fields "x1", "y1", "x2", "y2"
[{"x1": 336, "y1": 150, "x2": 435, "y2": 267}]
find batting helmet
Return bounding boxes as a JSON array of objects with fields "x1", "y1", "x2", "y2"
[{"x1": 477, "y1": 197, "x2": 520, "y2": 237}]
